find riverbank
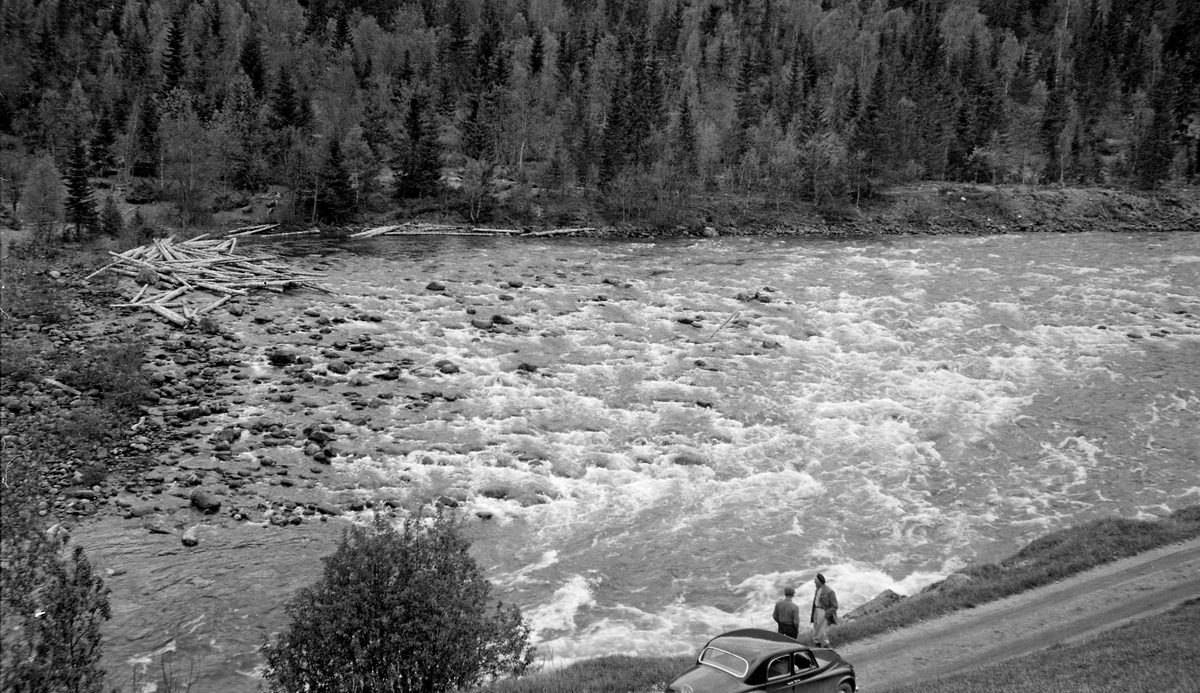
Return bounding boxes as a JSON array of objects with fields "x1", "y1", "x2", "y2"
[
  {"x1": 234, "y1": 182, "x2": 1200, "y2": 239},
  {"x1": 5, "y1": 182, "x2": 1196, "y2": 255},
  {"x1": 2, "y1": 219, "x2": 1198, "y2": 691}
]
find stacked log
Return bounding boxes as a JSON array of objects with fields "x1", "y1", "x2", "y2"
[{"x1": 87, "y1": 235, "x2": 330, "y2": 327}]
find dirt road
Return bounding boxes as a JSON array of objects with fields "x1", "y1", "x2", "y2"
[{"x1": 839, "y1": 536, "x2": 1200, "y2": 691}]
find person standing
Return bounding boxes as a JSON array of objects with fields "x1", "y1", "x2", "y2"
[
  {"x1": 810, "y1": 573, "x2": 838, "y2": 647},
  {"x1": 772, "y1": 587, "x2": 801, "y2": 639}
]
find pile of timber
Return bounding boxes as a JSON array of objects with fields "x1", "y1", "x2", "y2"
[{"x1": 87, "y1": 235, "x2": 330, "y2": 327}]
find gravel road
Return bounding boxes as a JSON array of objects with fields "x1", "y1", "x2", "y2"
[{"x1": 840, "y1": 536, "x2": 1200, "y2": 691}]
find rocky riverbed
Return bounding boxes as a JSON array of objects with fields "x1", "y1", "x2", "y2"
[{"x1": 1, "y1": 261, "x2": 435, "y2": 689}]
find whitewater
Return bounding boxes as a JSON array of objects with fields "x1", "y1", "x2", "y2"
[{"x1": 234, "y1": 231, "x2": 1200, "y2": 665}]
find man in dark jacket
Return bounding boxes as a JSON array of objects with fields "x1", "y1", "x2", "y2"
[
  {"x1": 772, "y1": 587, "x2": 801, "y2": 638},
  {"x1": 810, "y1": 573, "x2": 838, "y2": 647}
]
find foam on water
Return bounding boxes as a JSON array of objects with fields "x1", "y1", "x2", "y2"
[{"x1": 248, "y1": 232, "x2": 1200, "y2": 659}]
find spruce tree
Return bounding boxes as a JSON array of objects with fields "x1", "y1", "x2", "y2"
[
  {"x1": 239, "y1": 27, "x2": 267, "y2": 97},
  {"x1": 1041, "y1": 61, "x2": 1070, "y2": 184},
  {"x1": 674, "y1": 97, "x2": 699, "y2": 179},
  {"x1": 851, "y1": 67, "x2": 888, "y2": 173},
  {"x1": 394, "y1": 92, "x2": 442, "y2": 199},
  {"x1": 333, "y1": 5, "x2": 351, "y2": 50},
  {"x1": 64, "y1": 137, "x2": 97, "y2": 241},
  {"x1": 90, "y1": 108, "x2": 118, "y2": 176},
  {"x1": 161, "y1": 13, "x2": 187, "y2": 93},
  {"x1": 530, "y1": 32, "x2": 544, "y2": 76},
  {"x1": 316, "y1": 139, "x2": 355, "y2": 222},
  {"x1": 735, "y1": 50, "x2": 761, "y2": 152},
  {"x1": 120, "y1": 21, "x2": 151, "y2": 87},
  {"x1": 1135, "y1": 66, "x2": 1180, "y2": 189},
  {"x1": 130, "y1": 96, "x2": 160, "y2": 178},
  {"x1": 99, "y1": 195, "x2": 124, "y2": 236},
  {"x1": 305, "y1": 0, "x2": 328, "y2": 39},
  {"x1": 271, "y1": 67, "x2": 309, "y2": 130}
]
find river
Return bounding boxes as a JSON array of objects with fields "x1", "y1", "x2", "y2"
[{"x1": 83, "y1": 230, "x2": 1200, "y2": 688}]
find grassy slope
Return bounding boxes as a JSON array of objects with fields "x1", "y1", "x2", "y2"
[
  {"x1": 476, "y1": 507, "x2": 1200, "y2": 693},
  {"x1": 881, "y1": 598, "x2": 1200, "y2": 693}
]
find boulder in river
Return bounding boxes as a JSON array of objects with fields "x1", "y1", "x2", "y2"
[
  {"x1": 669, "y1": 450, "x2": 709, "y2": 466},
  {"x1": 190, "y1": 489, "x2": 222, "y2": 513}
]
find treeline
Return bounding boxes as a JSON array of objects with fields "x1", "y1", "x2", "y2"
[{"x1": 1, "y1": 0, "x2": 1197, "y2": 230}]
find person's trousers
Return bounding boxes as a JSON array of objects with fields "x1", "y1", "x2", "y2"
[
  {"x1": 812, "y1": 607, "x2": 829, "y2": 646},
  {"x1": 778, "y1": 623, "x2": 798, "y2": 639}
]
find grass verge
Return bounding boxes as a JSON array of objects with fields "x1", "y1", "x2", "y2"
[
  {"x1": 880, "y1": 598, "x2": 1200, "y2": 693},
  {"x1": 830, "y1": 507, "x2": 1200, "y2": 646},
  {"x1": 477, "y1": 655, "x2": 695, "y2": 693},
  {"x1": 475, "y1": 508, "x2": 1200, "y2": 693}
]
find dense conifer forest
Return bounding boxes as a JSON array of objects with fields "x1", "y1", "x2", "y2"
[{"x1": 1, "y1": 0, "x2": 1197, "y2": 230}]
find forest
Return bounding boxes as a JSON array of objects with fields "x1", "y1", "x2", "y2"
[{"x1": 1, "y1": 0, "x2": 1197, "y2": 232}]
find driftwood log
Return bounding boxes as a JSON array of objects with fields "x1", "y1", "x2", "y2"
[
  {"x1": 89, "y1": 235, "x2": 330, "y2": 327},
  {"x1": 348, "y1": 223, "x2": 591, "y2": 238}
]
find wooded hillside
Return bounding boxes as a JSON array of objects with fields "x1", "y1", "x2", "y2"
[{"x1": 1, "y1": 0, "x2": 1197, "y2": 230}]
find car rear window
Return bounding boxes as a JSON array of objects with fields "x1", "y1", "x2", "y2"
[{"x1": 699, "y1": 647, "x2": 749, "y2": 678}]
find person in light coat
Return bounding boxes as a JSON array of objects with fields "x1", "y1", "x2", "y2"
[{"x1": 810, "y1": 573, "x2": 838, "y2": 647}]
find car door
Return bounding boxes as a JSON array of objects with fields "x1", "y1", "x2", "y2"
[
  {"x1": 760, "y1": 654, "x2": 798, "y2": 693},
  {"x1": 790, "y1": 651, "x2": 840, "y2": 693}
]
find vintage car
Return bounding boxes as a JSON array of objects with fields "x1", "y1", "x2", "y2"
[{"x1": 665, "y1": 629, "x2": 856, "y2": 693}]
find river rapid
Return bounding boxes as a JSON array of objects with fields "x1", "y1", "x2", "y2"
[
  {"x1": 256, "y1": 231, "x2": 1200, "y2": 660},
  {"x1": 81, "y1": 230, "x2": 1200, "y2": 687}
]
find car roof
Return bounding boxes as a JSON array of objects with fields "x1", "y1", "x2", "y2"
[{"x1": 705, "y1": 628, "x2": 808, "y2": 663}]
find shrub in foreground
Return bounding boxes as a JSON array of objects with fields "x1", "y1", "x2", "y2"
[
  {"x1": 0, "y1": 456, "x2": 111, "y2": 692},
  {"x1": 262, "y1": 512, "x2": 535, "y2": 693}
]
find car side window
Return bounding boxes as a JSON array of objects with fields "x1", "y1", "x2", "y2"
[
  {"x1": 767, "y1": 655, "x2": 791, "y2": 679},
  {"x1": 794, "y1": 651, "x2": 816, "y2": 670}
]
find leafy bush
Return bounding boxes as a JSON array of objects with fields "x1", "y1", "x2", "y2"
[
  {"x1": 1, "y1": 455, "x2": 111, "y2": 692},
  {"x1": 262, "y1": 512, "x2": 535, "y2": 693}
]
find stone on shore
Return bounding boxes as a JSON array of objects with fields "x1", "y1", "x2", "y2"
[{"x1": 844, "y1": 589, "x2": 906, "y2": 620}]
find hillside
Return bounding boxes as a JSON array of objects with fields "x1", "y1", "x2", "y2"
[{"x1": 2, "y1": 0, "x2": 1198, "y2": 235}]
